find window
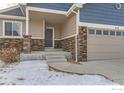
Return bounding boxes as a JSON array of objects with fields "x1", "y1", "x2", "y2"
[
  {"x1": 96, "y1": 30, "x2": 102, "y2": 35},
  {"x1": 4, "y1": 21, "x2": 22, "y2": 36},
  {"x1": 89, "y1": 29, "x2": 95, "y2": 34},
  {"x1": 122, "y1": 32, "x2": 124, "y2": 36},
  {"x1": 103, "y1": 30, "x2": 109, "y2": 35},
  {"x1": 116, "y1": 31, "x2": 121, "y2": 36},
  {"x1": 110, "y1": 31, "x2": 115, "y2": 36}
]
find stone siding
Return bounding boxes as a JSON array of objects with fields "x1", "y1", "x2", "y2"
[
  {"x1": 77, "y1": 26, "x2": 87, "y2": 62},
  {"x1": 31, "y1": 39, "x2": 45, "y2": 51},
  {"x1": 0, "y1": 38, "x2": 23, "y2": 52},
  {"x1": 54, "y1": 40, "x2": 61, "y2": 48},
  {"x1": 61, "y1": 36, "x2": 75, "y2": 60}
]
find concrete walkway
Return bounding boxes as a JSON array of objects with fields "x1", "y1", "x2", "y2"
[{"x1": 47, "y1": 59, "x2": 124, "y2": 85}]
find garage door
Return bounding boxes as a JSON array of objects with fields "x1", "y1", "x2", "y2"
[{"x1": 87, "y1": 28, "x2": 124, "y2": 61}]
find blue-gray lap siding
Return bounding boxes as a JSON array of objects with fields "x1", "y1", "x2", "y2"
[
  {"x1": 0, "y1": 8, "x2": 24, "y2": 16},
  {"x1": 80, "y1": 3, "x2": 124, "y2": 26},
  {"x1": 27, "y1": 3, "x2": 73, "y2": 11}
]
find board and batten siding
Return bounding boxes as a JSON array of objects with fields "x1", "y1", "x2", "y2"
[
  {"x1": 61, "y1": 14, "x2": 76, "y2": 39},
  {"x1": 27, "y1": 3, "x2": 73, "y2": 11},
  {"x1": 80, "y1": 3, "x2": 124, "y2": 26},
  {"x1": 29, "y1": 18, "x2": 44, "y2": 38}
]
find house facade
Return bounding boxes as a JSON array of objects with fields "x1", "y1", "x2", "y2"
[{"x1": 1, "y1": 3, "x2": 124, "y2": 62}]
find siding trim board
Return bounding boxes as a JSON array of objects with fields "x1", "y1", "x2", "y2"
[
  {"x1": 27, "y1": 6, "x2": 67, "y2": 15},
  {"x1": 79, "y1": 22, "x2": 124, "y2": 31}
]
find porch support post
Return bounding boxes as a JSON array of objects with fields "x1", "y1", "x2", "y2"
[
  {"x1": 26, "y1": 8, "x2": 29, "y2": 35},
  {"x1": 75, "y1": 10, "x2": 80, "y2": 62}
]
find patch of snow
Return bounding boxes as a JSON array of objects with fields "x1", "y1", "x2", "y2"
[{"x1": 0, "y1": 60, "x2": 119, "y2": 85}]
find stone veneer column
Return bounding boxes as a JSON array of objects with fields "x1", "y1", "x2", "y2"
[
  {"x1": 23, "y1": 35, "x2": 32, "y2": 53},
  {"x1": 77, "y1": 26, "x2": 87, "y2": 62}
]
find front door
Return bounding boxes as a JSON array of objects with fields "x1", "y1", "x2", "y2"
[{"x1": 45, "y1": 27, "x2": 54, "y2": 47}]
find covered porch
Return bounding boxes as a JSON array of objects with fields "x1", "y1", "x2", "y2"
[{"x1": 27, "y1": 8, "x2": 77, "y2": 59}]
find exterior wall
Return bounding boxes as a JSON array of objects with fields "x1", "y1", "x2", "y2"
[
  {"x1": 80, "y1": 3, "x2": 124, "y2": 26},
  {"x1": 61, "y1": 36, "x2": 75, "y2": 60},
  {"x1": 54, "y1": 40, "x2": 61, "y2": 48},
  {"x1": 77, "y1": 26, "x2": 87, "y2": 62},
  {"x1": 61, "y1": 14, "x2": 76, "y2": 39},
  {"x1": 31, "y1": 39, "x2": 45, "y2": 51},
  {"x1": 0, "y1": 38, "x2": 23, "y2": 52},
  {"x1": 46, "y1": 23, "x2": 61, "y2": 39},
  {"x1": 29, "y1": 18, "x2": 44, "y2": 38},
  {"x1": 27, "y1": 3, "x2": 73, "y2": 11}
]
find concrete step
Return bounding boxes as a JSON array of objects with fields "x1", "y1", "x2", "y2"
[
  {"x1": 47, "y1": 60, "x2": 67, "y2": 63},
  {"x1": 46, "y1": 56, "x2": 65, "y2": 59},
  {"x1": 45, "y1": 48, "x2": 63, "y2": 52},
  {"x1": 47, "y1": 58, "x2": 67, "y2": 62}
]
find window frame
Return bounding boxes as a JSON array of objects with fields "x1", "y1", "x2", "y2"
[
  {"x1": 89, "y1": 29, "x2": 95, "y2": 35},
  {"x1": 116, "y1": 31, "x2": 122, "y2": 36},
  {"x1": 3, "y1": 20, "x2": 22, "y2": 37},
  {"x1": 96, "y1": 29, "x2": 102, "y2": 35}
]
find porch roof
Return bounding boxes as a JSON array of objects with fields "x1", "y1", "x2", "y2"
[{"x1": 29, "y1": 10, "x2": 68, "y2": 24}]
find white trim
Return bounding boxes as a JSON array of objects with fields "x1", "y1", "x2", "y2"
[
  {"x1": 61, "y1": 34, "x2": 77, "y2": 40},
  {"x1": 79, "y1": 22, "x2": 124, "y2": 30},
  {"x1": 0, "y1": 14, "x2": 25, "y2": 20},
  {"x1": 19, "y1": 4, "x2": 25, "y2": 16},
  {"x1": 0, "y1": 5, "x2": 19, "y2": 13},
  {"x1": 0, "y1": 36, "x2": 23, "y2": 38},
  {"x1": 31, "y1": 37, "x2": 44, "y2": 39},
  {"x1": 45, "y1": 27, "x2": 55, "y2": 48},
  {"x1": 27, "y1": 6, "x2": 67, "y2": 15},
  {"x1": 67, "y1": 3, "x2": 83, "y2": 16},
  {"x1": 43, "y1": 19, "x2": 45, "y2": 39},
  {"x1": 75, "y1": 10, "x2": 80, "y2": 62},
  {"x1": 26, "y1": 8, "x2": 28, "y2": 35},
  {"x1": 3, "y1": 20, "x2": 23, "y2": 37},
  {"x1": 54, "y1": 39, "x2": 61, "y2": 40}
]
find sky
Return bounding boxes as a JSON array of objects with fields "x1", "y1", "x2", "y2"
[{"x1": 0, "y1": 3, "x2": 18, "y2": 10}]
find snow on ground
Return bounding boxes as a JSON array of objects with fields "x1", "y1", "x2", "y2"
[{"x1": 0, "y1": 60, "x2": 119, "y2": 85}]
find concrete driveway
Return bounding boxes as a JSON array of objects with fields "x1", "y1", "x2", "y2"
[
  {"x1": 48, "y1": 59, "x2": 124, "y2": 85},
  {"x1": 80, "y1": 59, "x2": 124, "y2": 85}
]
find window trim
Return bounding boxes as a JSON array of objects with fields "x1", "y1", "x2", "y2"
[{"x1": 3, "y1": 20, "x2": 22, "y2": 37}]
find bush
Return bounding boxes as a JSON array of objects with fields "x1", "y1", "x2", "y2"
[{"x1": 0, "y1": 48, "x2": 20, "y2": 64}]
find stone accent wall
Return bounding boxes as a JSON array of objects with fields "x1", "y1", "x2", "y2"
[
  {"x1": 23, "y1": 35, "x2": 32, "y2": 53},
  {"x1": 61, "y1": 36, "x2": 75, "y2": 60},
  {"x1": 31, "y1": 39, "x2": 45, "y2": 51},
  {"x1": 0, "y1": 38, "x2": 23, "y2": 53},
  {"x1": 54, "y1": 40, "x2": 61, "y2": 48},
  {"x1": 77, "y1": 26, "x2": 87, "y2": 62}
]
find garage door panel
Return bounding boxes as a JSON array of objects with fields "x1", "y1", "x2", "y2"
[
  {"x1": 87, "y1": 32, "x2": 124, "y2": 60},
  {"x1": 88, "y1": 52, "x2": 124, "y2": 60}
]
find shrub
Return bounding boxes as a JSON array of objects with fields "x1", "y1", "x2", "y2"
[{"x1": 0, "y1": 48, "x2": 20, "y2": 64}]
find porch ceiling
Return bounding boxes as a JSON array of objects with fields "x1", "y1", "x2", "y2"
[{"x1": 29, "y1": 11, "x2": 67, "y2": 24}]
